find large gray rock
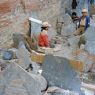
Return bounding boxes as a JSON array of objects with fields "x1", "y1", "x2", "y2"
[
  {"x1": 16, "y1": 43, "x2": 31, "y2": 68},
  {"x1": 0, "y1": 63, "x2": 42, "y2": 95},
  {"x1": 16, "y1": 42, "x2": 40, "y2": 74},
  {"x1": 84, "y1": 26, "x2": 95, "y2": 55},
  {"x1": 42, "y1": 55, "x2": 81, "y2": 93}
]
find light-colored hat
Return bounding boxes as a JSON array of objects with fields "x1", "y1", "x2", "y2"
[
  {"x1": 42, "y1": 22, "x2": 51, "y2": 27},
  {"x1": 82, "y1": 9, "x2": 88, "y2": 13}
]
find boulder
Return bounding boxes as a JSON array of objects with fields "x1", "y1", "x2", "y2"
[
  {"x1": 15, "y1": 42, "x2": 31, "y2": 68},
  {"x1": 0, "y1": 63, "x2": 42, "y2": 95},
  {"x1": 84, "y1": 26, "x2": 95, "y2": 55},
  {"x1": 16, "y1": 43, "x2": 41, "y2": 75},
  {"x1": 42, "y1": 55, "x2": 81, "y2": 93}
]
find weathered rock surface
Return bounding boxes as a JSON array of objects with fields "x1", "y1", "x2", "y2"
[
  {"x1": 42, "y1": 55, "x2": 81, "y2": 93},
  {"x1": 73, "y1": 49, "x2": 95, "y2": 73},
  {"x1": 0, "y1": 12, "x2": 29, "y2": 48},
  {"x1": 0, "y1": 63, "x2": 42, "y2": 95},
  {"x1": 44, "y1": 86, "x2": 79, "y2": 95},
  {"x1": 15, "y1": 42, "x2": 42, "y2": 75},
  {"x1": 76, "y1": 51, "x2": 93, "y2": 72},
  {"x1": 36, "y1": 75, "x2": 47, "y2": 91},
  {"x1": 84, "y1": 26, "x2": 95, "y2": 55},
  {"x1": 0, "y1": 59, "x2": 10, "y2": 71},
  {"x1": 2, "y1": 50, "x2": 14, "y2": 60},
  {"x1": 90, "y1": 63, "x2": 95, "y2": 73},
  {"x1": 63, "y1": 14, "x2": 72, "y2": 26},
  {"x1": 68, "y1": 36, "x2": 80, "y2": 51}
]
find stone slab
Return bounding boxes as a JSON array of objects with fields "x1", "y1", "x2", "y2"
[
  {"x1": 42, "y1": 55, "x2": 81, "y2": 93},
  {"x1": 0, "y1": 63, "x2": 42, "y2": 95}
]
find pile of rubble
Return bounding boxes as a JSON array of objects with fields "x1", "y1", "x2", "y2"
[{"x1": 0, "y1": 33, "x2": 81, "y2": 95}]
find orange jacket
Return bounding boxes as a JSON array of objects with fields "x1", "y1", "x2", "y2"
[{"x1": 38, "y1": 30, "x2": 50, "y2": 47}]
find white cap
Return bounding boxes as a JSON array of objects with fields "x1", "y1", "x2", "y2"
[
  {"x1": 82, "y1": 9, "x2": 88, "y2": 13},
  {"x1": 42, "y1": 22, "x2": 51, "y2": 27}
]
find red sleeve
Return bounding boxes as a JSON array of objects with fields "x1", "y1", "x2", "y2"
[{"x1": 43, "y1": 35, "x2": 50, "y2": 47}]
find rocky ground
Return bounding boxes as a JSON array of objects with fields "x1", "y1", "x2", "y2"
[{"x1": 0, "y1": 0, "x2": 95, "y2": 95}]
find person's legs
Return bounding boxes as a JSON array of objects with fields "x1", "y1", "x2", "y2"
[
  {"x1": 78, "y1": 35, "x2": 86, "y2": 48},
  {"x1": 80, "y1": 27, "x2": 85, "y2": 34},
  {"x1": 74, "y1": 27, "x2": 85, "y2": 36}
]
